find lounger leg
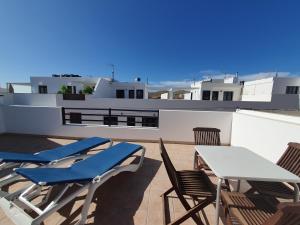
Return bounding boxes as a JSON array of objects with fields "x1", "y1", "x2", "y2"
[
  {"x1": 215, "y1": 178, "x2": 222, "y2": 225},
  {"x1": 77, "y1": 183, "x2": 98, "y2": 225},
  {"x1": 293, "y1": 183, "x2": 300, "y2": 202}
]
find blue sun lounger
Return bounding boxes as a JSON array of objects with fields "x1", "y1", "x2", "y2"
[
  {"x1": 0, "y1": 137, "x2": 112, "y2": 197},
  {"x1": 0, "y1": 142, "x2": 145, "y2": 225},
  {"x1": 0, "y1": 137, "x2": 111, "y2": 164}
]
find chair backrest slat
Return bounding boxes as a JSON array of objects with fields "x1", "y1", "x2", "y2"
[
  {"x1": 277, "y1": 143, "x2": 300, "y2": 177},
  {"x1": 193, "y1": 127, "x2": 221, "y2": 145},
  {"x1": 159, "y1": 139, "x2": 181, "y2": 191}
]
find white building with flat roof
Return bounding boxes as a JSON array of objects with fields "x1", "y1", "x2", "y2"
[
  {"x1": 242, "y1": 76, "x2": 300, "y2": 102},
  {"x1": 185, "y1": 76, "x2": 243, "y2": 101},
  {"x1": 30, "y1": 75, "x2": 148, "y2": 99}
]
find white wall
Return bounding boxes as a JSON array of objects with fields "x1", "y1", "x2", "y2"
[
  {"x1": 191, "y1": 82, "x2": 242, "y2": 101},
  {"x1": 57, "y1": 94, "x2": 299, "y2": 111},
  {"x1": 272, "y1": 77, "x2": 300, "y2": 94},
  {"x1": 0, "y1": 106, "x2": 5, "y2": 134},
  {"x1": 2, "y1": 105, "x2": 233, "y2": 143},
  {"x1": 160, "y1": 110, "x2": 232, "y2": 144},
  {"x1": 231, "y1": 110, "x2": 300, "y2": 163},
  {"x1": 30, "y1": 77, "x2": 98, "y2": 94},
  {"x1": 11, "y1": 94, "x2": 57, "y2": 106},
  {"x1": 93, "y1": 79, "x2": 148, "y2": 99}
]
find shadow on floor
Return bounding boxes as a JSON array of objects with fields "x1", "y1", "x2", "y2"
[
  {"x1": 0, "y1": 134, "x2": 66, "y2": 153},
  {"x1": 58, "y1": 157, "x2": 161, "y2": 225}
]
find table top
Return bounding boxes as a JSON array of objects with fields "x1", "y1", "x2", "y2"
[{"x1": 195, "y1": 145, "x2": 300, "y2": 183}]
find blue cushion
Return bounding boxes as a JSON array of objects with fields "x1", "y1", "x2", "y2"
[
  {"x1": 16, "y1": 142, "x2": 143, "y2": 185},
  {"x1": 0, "y1": 137, "x2": 110, "y2": 163}
]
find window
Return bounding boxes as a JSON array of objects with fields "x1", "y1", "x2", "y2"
[
  {"x1": 127, "y1": 116, "x2": 135, "y2": 126},
  {"x1": 142, "y1": 117, "x2": 158, "y2": 127},
  {"x1": 72, "y1": 86, "x2": 76, "y2": 94},
  {"x1": 129, "y1": 90, "x2": 135, "y2": 99},
  {"x1": 202, "y1": 90, "x2": 210, "y2": 100},
  {"x1": 104, "y1": 116, "x2": 118, "y2": 125},
  {"x1": 116, "y1": 90, "x2": 125, "y2": 98},
  {"x1": 286, "y1": 86, "x2": 299, "y2": 94},
  {"x1": 69, "y1": 112, "x2": 82, "y2": 124},
  {"x1": 212, "y1": 91, "x2": 219, "y2": 101},
  {"x1": 223, "y1": 91, "x2": 233, "y2": 101},
  {"x1": 38, "y1": 85, "x2": 48, "y2": 94},
  {"x1": 136, "y1": 89, "x2": 144, "y2": 99}
]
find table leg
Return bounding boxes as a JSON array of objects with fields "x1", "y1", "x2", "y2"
[
  {"x1": 293, "y1": 183, "x2": 300, "y2": 202},
  {"x1": 215, "y1": 178, "x2": 222, "y2": 225}
]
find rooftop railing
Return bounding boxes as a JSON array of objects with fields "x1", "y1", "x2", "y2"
[{"x1": 61, "y1": 107, "x2": 159, "y2": 128}]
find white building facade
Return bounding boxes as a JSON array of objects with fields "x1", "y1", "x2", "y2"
[
  {"x1": 30, "y1": 75, "x2": 148, "y2": 99},
  {"x1": 242, "y1": 77, "x2": 300, "y2": 102},
  {"x1": 185, "y1": 76, "x2": 243, "y2": 101}
]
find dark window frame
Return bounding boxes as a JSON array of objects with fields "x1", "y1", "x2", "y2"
[
  {"x1": 38, "y1": 85, "x2": 48, "y2": 94},
  {"x1": 212, "y1": 91, "x2": 219, "y2": 101},
  {"x1": 116, "y1": 89, "x2": 125, "y2": 98},
  {"x1": 128, "y1": 90, "x2": 135, "y2": 99},
  {"x1": 202, "y1": 90, "x2": 211, "y2": 100},
  {"x1": 223, "y1": 91, "x2": 233, "y2": 101},
  {"x1": 136, "y1": 89, "x2": 144, "y2": 99},
  {"x1": 286, "y1": 86, "x2": 299, "y2": 94}
]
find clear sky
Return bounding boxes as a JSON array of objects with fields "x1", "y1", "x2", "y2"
[{"x1": 0, "y1": 0, "x2": 300, "y2": 87}]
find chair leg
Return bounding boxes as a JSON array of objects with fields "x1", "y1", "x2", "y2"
[
  {"x1": 170, "y1": 197, "x2": 213, "y2": 225},
  {"x1": 176, "y1": 192, "x2": 206, "y2": 225},
  {"x1": 162, "y1": 187, "x2": 175, "y2": 225},
  {"x1": 194, "y1": 152, "x2": 200, "y2": 170}
]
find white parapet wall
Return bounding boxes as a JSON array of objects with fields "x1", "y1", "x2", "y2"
[
  {"x1": 2, "y1": 105, "x2": 233, "y2": 143},
  {"x1": 159, "y1": 110, "x2": 232, "y2": 144},
  {"x1": 231, "y1": 110, "x2": 300, "y2": 163},
  {"x1": 0, "y1": 106, "x2": 5, "y2": 134}
]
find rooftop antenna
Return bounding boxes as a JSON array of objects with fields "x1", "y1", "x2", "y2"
[
  {"x1": 146, "y1": 77, "x2": 149, "y2": 85},
  {"x1": 108, "y1": 64, "x2": 115, "y2": 81}
]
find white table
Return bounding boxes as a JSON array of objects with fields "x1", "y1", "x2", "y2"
[{"x1": 195, "y1": 145, "x2": 300, "y2": 225}]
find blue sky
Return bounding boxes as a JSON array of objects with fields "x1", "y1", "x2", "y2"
[{"x1": 0, "y1": 0, "x2": 300, "y2": 88}]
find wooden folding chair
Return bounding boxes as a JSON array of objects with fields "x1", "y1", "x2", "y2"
[
  {"x1": 193, "y1": 127, "x2": 221, "y2": 170},
  {"x1": 222, "y1": 192, "x2": 300, "y2": 225},
  {"x1": 246, "y1": 142, "x2": 300, "y2": 200},
  {"x1": 159, "y1": 138, "x2": 216, "y2": 225}
]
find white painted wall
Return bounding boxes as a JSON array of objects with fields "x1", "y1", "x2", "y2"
[
  {"x1": 272, "y1": 77, "x2": 300, "y2": 94},
  {"x1": 57, "y1": 94, "x2": 299, "y2": 111},
  {"x1": 160, "y1": 110, "x2": 232, "y2": 144},
  {"x1": 30, "y1": 77, "x2": 98, "y2": 94},
  {"x1": 11, "y1": 94, "x2": 57, "y2": 106},
  {"x1": 242, "y1": 77, "x2": 274, "y2": 102},
  {"x1": 93, "y1": 79, "x2": 148, "y2": 99},
  {"x1": 0, "y1": 106, "x2": 5, "y2": 134},
  {"x1": 191, "y1": 82, "x2": 242, "y2": 101},
  {"x1": 231, "y1": 110, "x2": 300, "y2": 163},
  {"x1": 2, "y1": 105, "x2": 233, "y2": 143}
]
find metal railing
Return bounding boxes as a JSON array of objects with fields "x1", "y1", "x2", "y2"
[{"x1": 61, "y1": 107, "x2": 159, "y2": 128}]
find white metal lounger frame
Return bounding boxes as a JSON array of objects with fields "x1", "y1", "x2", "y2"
[
  {"x1": 0, "y1": 146, "x2": 145, "y2": 225},
  {"x1": 0, "y1": 139, "x2": 113, "y2": 198}
]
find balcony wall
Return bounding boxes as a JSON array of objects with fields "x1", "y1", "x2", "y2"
[
  {"x1": 231, "y1": 110, "x2": 300, "y2": 163},
  {"x1": 0, "y1": 106, "x2": 5, "y2": 134},
  {"x1": 57, "y1": 94, "x2": 299, "y2": 111},
  {"x1": 2, "y1": 106, "x2": 233, "y2": 144}
]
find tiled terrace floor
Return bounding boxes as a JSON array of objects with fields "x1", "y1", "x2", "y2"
[{"x1": 0, "y1": 134, "x2": 232, "y2": 225}]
